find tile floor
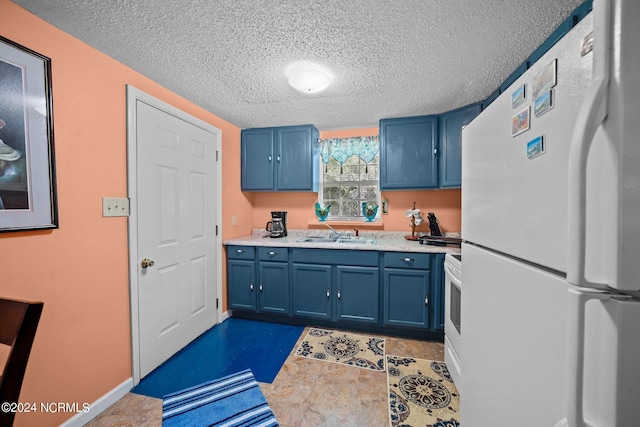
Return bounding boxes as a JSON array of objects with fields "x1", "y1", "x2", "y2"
[{"x1": 86, "y1": 325, "x2": 444, "y2": 427}]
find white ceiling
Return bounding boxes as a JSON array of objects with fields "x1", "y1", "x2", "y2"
[{"x1": 13, "y1": 0, "x2": 585, "y2": 130}]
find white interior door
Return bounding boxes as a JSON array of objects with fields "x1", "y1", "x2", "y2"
[{"x1": 129, "y1": 90, "x2": 220, "y2": 379}]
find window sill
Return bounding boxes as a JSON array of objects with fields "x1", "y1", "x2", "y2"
[{"x1": 308, "y1": 220, "x2": 384, "y2": 229}]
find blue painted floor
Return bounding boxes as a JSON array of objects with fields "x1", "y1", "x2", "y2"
[{"x1": 131, "y1": 318, "x2": 304, "y2": 398}]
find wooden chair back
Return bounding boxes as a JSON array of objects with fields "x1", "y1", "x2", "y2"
[{"x1": 0, "y1": 298, "x2": 43, "y2": 426}]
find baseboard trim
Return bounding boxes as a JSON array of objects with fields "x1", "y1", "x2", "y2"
[{"x1": 60, "y1": 377, "x2": 133, "y2": 427}]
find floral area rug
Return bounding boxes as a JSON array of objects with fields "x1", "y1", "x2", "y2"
[
  {"x1": 295, "y1": 328, "x2": 386, "y2": 371},
  {"x1": 387, "y1": 355, "x2": 460, "y2": 427}
]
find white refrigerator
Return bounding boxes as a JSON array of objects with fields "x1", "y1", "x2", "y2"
[{"x1": 460, "y1": 0, "x2": 640, "y2": 426}]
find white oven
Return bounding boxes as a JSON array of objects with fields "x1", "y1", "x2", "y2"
[{"x1": 444, "y1": 252, "x2": 462, "y2": 387}]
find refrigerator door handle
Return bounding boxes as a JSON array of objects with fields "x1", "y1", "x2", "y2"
[
  {"x1": 562, "y1": 287, "x2": 610, "y2": 427},
  {"x1": 567, "y1": 0, "x2": 612, "y2": 289}
]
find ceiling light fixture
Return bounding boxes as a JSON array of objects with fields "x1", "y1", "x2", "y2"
[{"x1": 286, "y1": 61, "x2": 333, "y2": 94}]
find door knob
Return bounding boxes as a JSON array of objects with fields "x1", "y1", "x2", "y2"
[{"x1": 141, "y1": 258, "x2": 155, "y2": 268}]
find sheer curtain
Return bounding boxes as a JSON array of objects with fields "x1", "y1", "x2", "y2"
[{"x1": 319, "y1": 136, "x2": 379, "y2": 173}]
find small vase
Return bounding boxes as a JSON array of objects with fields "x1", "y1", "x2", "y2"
[
  {"x1": 315, "y1": 203, "x2": 330, "y2": 221},
  {"x1": 362, "y1": 202, "x2": 378, "y2": 222}
]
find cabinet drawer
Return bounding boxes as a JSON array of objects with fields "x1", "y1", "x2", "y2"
[
  {"x1": 227, "y1": 246, "x2": 255, "y2": 260},
  {"x1": 258, "y1": 247, "x2": 288, "y2": 262},
  {"x1": 384, "y1": 252, "x2": 431, "y2": 270},
  {"x1": 293, "y1": 248, "x2": 378, "y2": 267}
]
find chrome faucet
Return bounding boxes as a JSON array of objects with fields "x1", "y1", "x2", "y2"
[{"x1": 324, "y1": 223, "x2": 342, "y2": 239}]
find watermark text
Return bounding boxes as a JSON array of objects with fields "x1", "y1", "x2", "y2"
[{"x1": 1, "y1": 401, "x2": 90, "y2": 414}]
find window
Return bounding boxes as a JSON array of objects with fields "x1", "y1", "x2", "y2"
[{"x1": 317, "y1": 136, "x2": 380, "y2": 221}]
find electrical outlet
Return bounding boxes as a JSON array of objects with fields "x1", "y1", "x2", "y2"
[
  {"x1": 103, "y1": 197, "x2": 129, "y2": 217},
  {"x1": 231, "y1": 215, "x2": 237, "y2": 226}
]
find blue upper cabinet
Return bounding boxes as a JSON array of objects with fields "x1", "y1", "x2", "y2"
[
  {"x1": 241, "y1": 128, "x2": 274, "y2": 191},
  {"x1": 379, "y1": 116, "x2": 439, "y2": 190},
  {"x1": 438, "y1": 103, "x2": 481, "y2": 188},
  {"x1": 241, "y1": 124, "x2": 319, "y2": 191},
  {"x1": 276, "y1": 126, "x2": 319, "y2": 191}
]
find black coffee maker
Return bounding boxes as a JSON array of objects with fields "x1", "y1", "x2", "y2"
[{"x1": 266, "y1": 211, "x2": 287, "y2": 238}]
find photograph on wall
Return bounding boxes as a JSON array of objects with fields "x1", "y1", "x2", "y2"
[
  {"x1": 0, "y1": 36, "x2": 57, "y2": 232},
  {"x1": 532, "y1": 59, "x2": 557, "y2": 99},
  {"x1": 511, "y1": 84, "x2": 526, "y2": 109},
  {"x1": 534, "y1": 89, "x2": 554, "y2": 117},
  {"x1": 526, "y1": 135, "x2": 545, "y2": 159},
  {"x1": 512, "y1": 106, "x2": 530, "y2": 137}
]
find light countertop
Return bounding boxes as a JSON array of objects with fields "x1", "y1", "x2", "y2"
[{"x1": 223, "y1": 229, "x2": 461, "y2": 255}]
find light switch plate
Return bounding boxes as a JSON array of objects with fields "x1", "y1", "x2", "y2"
[{"x1": 103, "y1": 197, "x2": 129, "y2": 217}]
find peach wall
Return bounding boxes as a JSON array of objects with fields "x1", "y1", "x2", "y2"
[
  {"x1": 0, "y1": 2, "x2": 246, "y2": 425},
  {"x1": 251, "y1": 127, "x2": 462, "y2": 234}
]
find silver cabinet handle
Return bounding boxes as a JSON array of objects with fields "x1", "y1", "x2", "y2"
[
  {"x1": 250, "y1": 282, "x2": 254, "y2": 291},
  {"x1": 236, "y1": 249, "x2": 245, "y2": 253},
  {"x1": 425, "y1": 294, "x2": 429, "y2": 305},
  {"x1": 259, "y1": 283, "x2": 263, "y2": 292},
  {"x1": 402, "y1": 257, "x2": 414, "y2": 262},
  {"x1": 337, "y1": 289, "x2": 341, "y2": 300},
  {"x1": 277, "y1": 155, "x2": 281, "y2": 163},
  {"x1": 268, "y1": 154, "x2": 272, "y2": 162},
  {"x1": 268, "y1": 251, "x2": 278, "y2": 256},
  {"x1": 326, "y1": 288, "x2": 330, "y2": 298}
]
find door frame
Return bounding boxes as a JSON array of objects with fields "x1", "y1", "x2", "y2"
[{"x1": 125, "y1": 85, "x2": 223, "y2": 384}]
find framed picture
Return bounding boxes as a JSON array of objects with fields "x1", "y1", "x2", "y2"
[
  {"x1": 0, "y1": 36, "x2": 57, "y2": 232},
  {"x1": 532, "y1": 59, "x2": 557, "y2": 99},
  {"x1": 511, "y1": 84, "x2": 526, "y2": 109},
  {"x1": 512, "y1": 106, "x2": 530, "y2": 137},
  {"x1": 527, "y1": 136, "x2": 545, "y2": 159},
  {"x1": 534, "y1": 89, "x2": 554, "y2": 117}
]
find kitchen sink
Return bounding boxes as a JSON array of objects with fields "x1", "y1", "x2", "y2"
[
  {"x1": 296, "y1": 236, "x2": 377, "y2": 245},
  {"x1": 296, "y1": 236, "x2": 339, "y2": 243},
  {"x1": 336, "y1": 237, "x2": 377, "y2": 245}
]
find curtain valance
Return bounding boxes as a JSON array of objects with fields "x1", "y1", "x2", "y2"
[{"x1": 318, "y1": 136, "x2": 379, "y2": 172}]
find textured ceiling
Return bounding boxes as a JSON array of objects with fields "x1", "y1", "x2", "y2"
[{"x1": 13, "y1": 0, "x2": 585, "y2": 130}]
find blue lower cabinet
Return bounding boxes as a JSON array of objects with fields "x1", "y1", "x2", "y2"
[
  {"x1": 384, "y1": 268, "x2": 431, "y2": 329},
  {"x1": 258, "y1": 261, "x2": 290, "y2": 314},
  {"x1": 292, "y1": 263, "x2": 380, "y2": 324},
  {"x1": 336, "y1": 266, "x2": 379, "y2": 324},
  {"x1": 292, "y1": 263, "x2": 332, "y2": 320},
  {"x1": 228, "y1": 259, "x2": 256, "y2": 311},
  {"x1": 228, "y1": 246, "x2": 289, "y2": 314},
  {"x1": 228, "y1": 246, "x2": 446, "y2": 337}
]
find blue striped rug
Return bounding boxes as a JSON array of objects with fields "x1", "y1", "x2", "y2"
[{"x1": 162, "y1": 369, "x2": 279, "y2": 427}]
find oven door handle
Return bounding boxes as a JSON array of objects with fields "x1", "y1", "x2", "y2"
[{"x1": 444, "y1": 262, "x2": 461, "y2": 288}]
